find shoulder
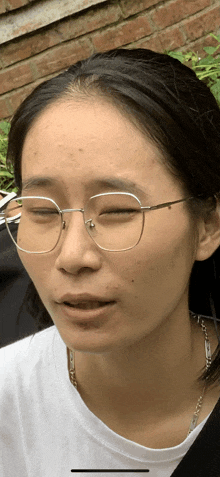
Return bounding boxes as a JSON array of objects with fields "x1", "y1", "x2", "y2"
[
  {"x1": 0, "y1": 325, "x2": 56, "y2": 377},
  {"x1": 0, "y1": 326, "x2": 57, "y2": 421}
]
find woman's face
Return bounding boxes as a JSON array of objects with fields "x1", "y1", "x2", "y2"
[{"x1": 19, "y1": 99, "x2": 198, "y2": 352}]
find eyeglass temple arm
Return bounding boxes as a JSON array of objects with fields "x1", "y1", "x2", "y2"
[{"x1": 141, "y1": 197, "x2": 193, "y2": 212}]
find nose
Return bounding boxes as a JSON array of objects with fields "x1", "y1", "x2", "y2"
[{"x1": 55, "y1": 210, "x2": 102, "y2": 275}]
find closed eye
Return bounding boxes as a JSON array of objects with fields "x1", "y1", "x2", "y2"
[
  {"x1": 100, "y1": 208, "x2": 139, "y2": 215},
  {"x1": 29, "y1": 208, "x2": 59, "y2": 215},
  {"x1": 25, "y1": 208, "x2": 60, "y2": 223}
]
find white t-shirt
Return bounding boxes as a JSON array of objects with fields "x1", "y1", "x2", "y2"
[{"x1": 0, "y1": 326, "x2": 212, "y2": 477}]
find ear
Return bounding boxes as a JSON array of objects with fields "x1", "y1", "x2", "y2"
[{"x1": 196, "y1": 203, "x2": 220, "y2": 262}]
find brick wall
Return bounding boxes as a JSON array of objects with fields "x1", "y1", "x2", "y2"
[{"x1": 0, "y1": 0, "x2": 219, "y2": 120}]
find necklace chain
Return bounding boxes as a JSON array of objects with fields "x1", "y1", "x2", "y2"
[
  {"x1": 187, "y1": 313, "x2": 212, "y2": 435},
  {"x1": 68, "y1": 312, "x2": 212, "y2": 438}
]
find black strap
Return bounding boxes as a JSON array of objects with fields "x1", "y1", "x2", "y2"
[
  {"x1": 0, "y1": 223, "x2": 37, "y2": 347},
  {"x1": 171, "y1": 396, "x2": 220, "y2": 476}
]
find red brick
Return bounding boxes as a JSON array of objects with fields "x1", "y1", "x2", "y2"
[
  {"x1": 6, "y1": 74, "x2": 56, "y2": 115},
  {"x1": 5, "y1": 0, "x2": 29, "y2": 10},
  {"x1": 92, "y1": 15, "x2": 153, "y2": 51},
  {"x1": 0, "y1": 31, "x2": 63, "y2": 68},
  {"x1": 0, "y1": 96, "x2": 13, "y2": 120},
  {"x1": 0, "y1": 3, "x2": 121, "y2": 68},
  {"x1": 126, "y1": 35, "x2": 163, "y2": 53},
  {"x1": 32, "y1": 38, "x2": 93, "y2": 79},
  {"x1": 119, "y1": 0, "x2": 161, "y2": 18},
  {"x1": 151, "y1": 0, "x2": 211, "y2": 30},
  {"x1": 183, "y1": 6, "x2": 220, "y2": 41},
  {"x1": 8, "y1": 83, "x2": 38, "y2": 113},
  {"x1": 0, "y1": 63, "x2": 34, "y2": 95},
  {"x1": 157, "y1": 27, "x2": 186, "y2": 51},
  {"x1": 0, "y1": 1, "x2": 7, "y2": 14},
  {"x1": 57, "y1": 3, "x2": 122, "y2": 42},
  {"x1": 130, "y1": 26, "x2": 186, "y2": 52}
]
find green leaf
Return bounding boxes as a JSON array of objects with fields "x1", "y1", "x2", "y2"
[
  {"x1": 0, "y1": 153, "x2": 6, "y2": 163},
  {"x1": 210, "y1": 81, "x2": 220, "y2": 106},
  {"x1": 167, "y1": 51, "x2": 186, "y2": 63},
  {"x1": 209, "y1": 33, "x2": 220, "y2": 43},
  {"x1": 0, "y1": 120, "x2": 10, "y2": 135},
  {"x1": 198, "y1": 70, "x2": 220, "y2": 81},
  {"x1": 203, "y1": 46, "x2": 219, "y2": 55},
  {"x1": 0, "y1": 171, "x2": 13, "y2": 178}
]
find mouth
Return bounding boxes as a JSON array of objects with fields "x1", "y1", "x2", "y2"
[
  {"x1": 57, "y1": 293, "x2": 116, "y2": 321},
  {"x1": 63, "y1": 301, "x2": 114, "y2": 310},
  {"x1": 59, "y1": 300, "x2": 116, "y2": 324}
]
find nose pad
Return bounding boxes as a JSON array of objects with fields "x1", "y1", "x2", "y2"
[
  {"x1": 85, "y1": 218, "x2": 95, "y2": 229},
  {"x1": 60, "y1": 213, "x2": 96, "y2": 248},
  {"x1": 55, "y1": 212, "x2": 102, "y2": 273},
  {"x1": 85, "y1": 219, "x2": 96, "y2": 243}
]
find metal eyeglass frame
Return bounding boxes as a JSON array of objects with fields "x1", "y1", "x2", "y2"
[{"x1": 1, "y1": 192, "x2": 194, "y2": 253}]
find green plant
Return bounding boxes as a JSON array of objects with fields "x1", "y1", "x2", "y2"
[
  {"x1": 0, "y1": 120, "x2": 17, "y2": 194},
  {"x1": 167, "y1": 34, "x2": 220, "y2": 106}
]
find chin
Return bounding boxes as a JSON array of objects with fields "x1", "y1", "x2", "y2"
[{"x1": 56, "y1": 321, "x2": 119, "y2": 353}]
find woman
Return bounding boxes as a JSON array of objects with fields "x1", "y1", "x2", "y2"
[{"x1": 1, "y1": 48, "x2": 220, "y2": 476}]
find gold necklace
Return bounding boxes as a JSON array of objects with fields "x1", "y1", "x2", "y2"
[
  {"x1": 187, "y1": 313, "x2": 212, "y2": 436},
  {"x1": 68, "y1": 313, "x2": 212, "y2": 437}
]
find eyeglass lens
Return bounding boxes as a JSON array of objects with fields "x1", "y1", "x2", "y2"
[{"x1": 5, "y1": 194, "x2": 144, "y2": 253}]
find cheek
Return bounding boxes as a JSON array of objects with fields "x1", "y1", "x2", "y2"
[
  {"x1": 18, "y1": 251, "x2": 50, "y2": 295},
  {"x1": 114, "y1": 221, "x2": 196, "y2": 299}
]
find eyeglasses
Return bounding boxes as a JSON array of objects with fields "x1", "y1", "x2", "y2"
[{"x1": 1, "y1": 192, "x2": 194, "y2": 254}]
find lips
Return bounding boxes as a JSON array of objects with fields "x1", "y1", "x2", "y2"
[
  {"x1": 57, "y1": 293, "x2": 115, "y2": 311},
  {"x1": 57, "y1": 295, "x2": 116, "y2": 322},
  {"x1": 63, "y1": 301, "x2": 112, "y2": 310}
]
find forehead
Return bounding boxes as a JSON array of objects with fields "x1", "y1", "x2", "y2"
[{"x1": 21, "y1": 99, "x2": 180, "y2": 198}]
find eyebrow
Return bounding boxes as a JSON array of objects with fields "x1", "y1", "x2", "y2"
[
  {"x1": 94, "y1": 178, "x2": 147, "y2": 197},
  {"x1": 21, "y1": 176, "x2": 148, "y2": 198},
  {"x1": 22, "y1": 177, "x2": 60, "y2": 192}
]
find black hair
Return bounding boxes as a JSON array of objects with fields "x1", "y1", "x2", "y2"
[{"x1": 7, "y1": 48, "x2": 220, "y2": 386}]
